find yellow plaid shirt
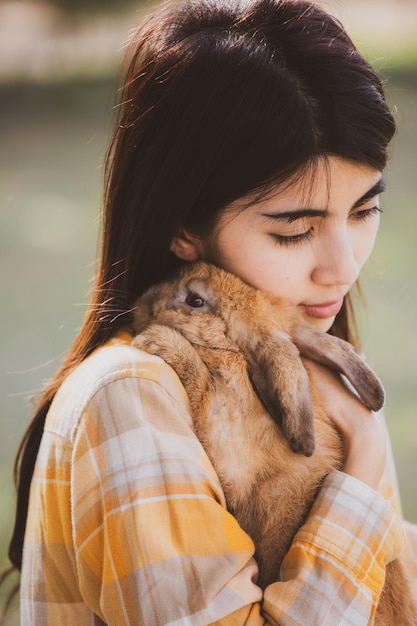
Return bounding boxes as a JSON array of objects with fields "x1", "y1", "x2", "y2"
[{"x1": 21, "y1": 331, "x2": 417, "y2": 625}]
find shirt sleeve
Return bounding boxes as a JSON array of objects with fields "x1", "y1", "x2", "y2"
[
  {"x1": 264, "y1": 471, "x2": 405, "y2": 625},
  {"x1": 71, "y1": 366, "x2": 406, "y2": 626}
]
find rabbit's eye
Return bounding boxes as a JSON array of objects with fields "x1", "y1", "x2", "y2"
[{"x1": 185, "y1": 292, "x2": 205, "y2": 308}]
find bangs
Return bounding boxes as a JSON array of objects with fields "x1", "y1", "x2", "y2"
[
  {"x1": 126, "y1": 7, "x2": 394, "y2": 236},
  {"x1": 153, "y1": 31, "x2": 322, "y2": 233}
]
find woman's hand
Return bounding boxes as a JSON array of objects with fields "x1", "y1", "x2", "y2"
[{"x1": 303, "y1": 359, "x2": 387, "y2": 490}]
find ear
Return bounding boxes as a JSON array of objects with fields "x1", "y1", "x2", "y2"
[{"x1": 170, "y1": 230, "x2": 202, "y2": 262}]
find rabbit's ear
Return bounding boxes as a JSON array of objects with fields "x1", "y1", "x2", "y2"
[
  {"x1": 244, "y1": 332, "x2": 316, "y2": 457},
  {"x1": 292, "y1": 325, "x2": 385, "y2": 411}
]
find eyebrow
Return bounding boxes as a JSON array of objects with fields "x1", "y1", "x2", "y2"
[
  {"x1": 261, "y1": 177, "x2": 386, "y2": 223},
  {"x1": 353, "y1": 177, "x2": 386, "y2": 207}
]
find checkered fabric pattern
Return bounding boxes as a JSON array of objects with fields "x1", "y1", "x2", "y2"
[{"x1": 20, "y1": 331, "x2": 413, "y2": 625}]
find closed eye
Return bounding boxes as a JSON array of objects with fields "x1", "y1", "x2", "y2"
[
  {"x1": 270, "y1": 228, "x2": 314, "y2": 247},
  {"x1": 351, "y1": 206, "x2": 383, "y2": 222}
]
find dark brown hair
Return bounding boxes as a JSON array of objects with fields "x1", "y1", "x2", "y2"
[{"x1": 5, "y1": 0, "x2": 395, "y2": 582}]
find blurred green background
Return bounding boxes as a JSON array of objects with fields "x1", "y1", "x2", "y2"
[{"x1": 0, "y1": 0, "x2": 416, "y2": 622}]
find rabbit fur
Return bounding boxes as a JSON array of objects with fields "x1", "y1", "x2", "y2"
[{"x1": 132, "y1": 261, "x2": 416, "y2": 623}]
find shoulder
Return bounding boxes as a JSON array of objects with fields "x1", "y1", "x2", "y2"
[{"x1": 45, "y1": 330, "x2": 191, "y2": 442}]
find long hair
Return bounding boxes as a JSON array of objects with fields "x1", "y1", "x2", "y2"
[{"x1": 5, "y1": 0, "x2": 395, "y2": 577}]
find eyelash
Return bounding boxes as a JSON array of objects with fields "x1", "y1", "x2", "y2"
[
  {"x1": 270, "y1": 206, "x2": 383, "y2": 247},
  {"x1": 271, "y1": 228, "x2": 314, "y2": 247},
  {"x1": 352, "y1": 205, "x2": 383, "y2": 221}
]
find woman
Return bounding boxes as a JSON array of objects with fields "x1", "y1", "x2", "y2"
[{"x1": 3, "y1": 0, "x2": 417, "y2": 623}]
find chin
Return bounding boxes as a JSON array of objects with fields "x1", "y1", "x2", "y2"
[{"x1": 305, "y1": 316, "x2": 336, "y2": 333}]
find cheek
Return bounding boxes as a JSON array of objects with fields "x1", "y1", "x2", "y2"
[
  {"x1": 218, "y1": 246, "x2": 308, "y2": 304},
  {"x1": 208, "y1": 213, "x2": 315, "y2": 303},
  {"x1": 355, "y1": 217, "x2": 380, "y2": 265}
]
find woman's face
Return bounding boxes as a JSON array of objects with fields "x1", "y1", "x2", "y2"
[{"x1": 173, "y1": 157, "x2": 384, "y2": 332}]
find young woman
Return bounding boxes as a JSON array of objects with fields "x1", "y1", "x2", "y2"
[{"x1": 3, "y1": 0, "x2": 417, "y2": 623}]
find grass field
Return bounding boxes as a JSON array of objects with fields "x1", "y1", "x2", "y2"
[{"x1": 0, "y1": 4, "x2": 416, "y2": 621}]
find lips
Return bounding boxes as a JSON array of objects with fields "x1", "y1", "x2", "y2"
[{"x1": 302, "y1": 297, "x2": 344, "y2": 320}]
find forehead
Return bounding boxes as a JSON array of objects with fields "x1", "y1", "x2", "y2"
[{"x1": 224, "y1": 157, "x2": 381, "y2": 216}]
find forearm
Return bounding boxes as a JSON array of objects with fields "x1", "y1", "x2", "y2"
[
  {"x1": 262, "y1": 471, "x2": 406, "y2": 625},
  {"x1": 73, "y1": 430, "x2": 404, "y2": 625},
  {"x1": 71, "y1": 359, "x2": 405, "y2": 625}
]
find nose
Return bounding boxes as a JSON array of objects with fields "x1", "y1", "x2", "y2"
[{"x1": 311, "y1": 229, "x2": 360, "y2": 287}]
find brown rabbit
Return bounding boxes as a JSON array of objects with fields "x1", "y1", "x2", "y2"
[{"x1": 132, "y1": 261, "x2": 416, "y2": 624}]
